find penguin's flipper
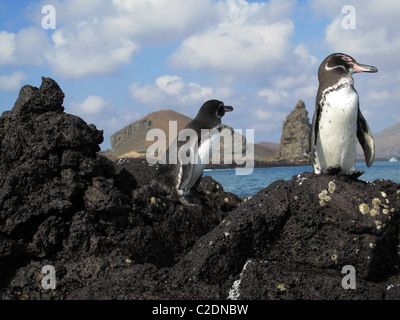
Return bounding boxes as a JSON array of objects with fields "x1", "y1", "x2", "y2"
[
  {"x1": 310, "y1": 98, "x2": 322, "y2": 171},
  {"x1": 178, "y1": 162, "x2": 193, "y2": 193},
  {"x1": 357, "y1": 107, "x2": 375, "y2": 167}
]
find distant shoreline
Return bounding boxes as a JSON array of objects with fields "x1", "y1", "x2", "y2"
[
  {"x1": 205, "y1": 160, "x2": 311, "y2": 170},
  {"x1": 204, "y1": 157, "x2": 397, "y2": 170},
  {"x1": 106, "y1": 154, "x2": 398, "y2": 170}
]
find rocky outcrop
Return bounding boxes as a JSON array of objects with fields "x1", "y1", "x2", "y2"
[
  {"x1": 1, "y1": 78, "x2": 400, "y2": 300},
  {"x1": 0, "y1": 78, "x2": 242, "y2": 299},
  {"x1": 278, "y1": 100, "x2": 311, "y2": 164},
  {"x1": 172, "y1": 173, "x2": 400, "y2": 299}
]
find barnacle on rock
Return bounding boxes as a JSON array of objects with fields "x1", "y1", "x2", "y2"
[
  {"x1": 328, "y1": 181, "x2": 336, "y2": 193},
  {"x1": 318, "y1": 190, "x2": 328, "y2": 200},
  {"x1": 372, "y1": 198, "x2": 381, "y2": 207},
  {"x1": 359, "y1": 203, "x2": 370, "y2": 215},
  {"x1": 370, "y1": 208, "x2": 379, "y2": 217}
]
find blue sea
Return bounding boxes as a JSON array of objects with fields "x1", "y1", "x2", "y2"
[{"x1": 204, "y1": 161, "x2": 400, "y2": 198}]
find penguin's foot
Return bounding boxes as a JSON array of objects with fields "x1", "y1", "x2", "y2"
[
  {"x1": 179, "y1": 196, "x2": 198, "y2": 207},
  {"x1": 345, "y1": 170, "x2": 365, "y2": 180},
  {"x1": 322, "y1": 165, "x2": 342, "y2": 175}
]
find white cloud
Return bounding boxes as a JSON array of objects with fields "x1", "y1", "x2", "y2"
[
  {"x1": 67, "y1": 95, "x2": 140, "y2": 147},
  {"x1": 155, "y1": 75, "x2": 185, "y2": 96},
  {"x1": 168, "y1": 0, "x2": 297, "y2": 76},
  {"x1": 108, "y1": 0, "x2": 217, "y2": 43},
  {"x1": 9, "y1": 0, "x2": 317, "y2": 83},
  {"x1": 46, "y1": 26, "x2": 138, "y2": 78},
  {"x1": 294, "y1": 44, "x2": 318, "y2": 66},
  {"x1": 325, "y1": 18, "x2": 400, "y2": 58},
  {"x1": 258, "y1": 88, "x2": 290, "y2": 105},
  {"x1": 309, "y1": 0, "x2": 400, "y2": 61},
  {"x1": 0, "y1": 28, "x2": 50, "y2": 66},
  {"x1": 0, "y1": 71, "x2": 27, "y2": 91},
  {"x1": 254, "y1": 109, "x2": 274, "y2": 121},
  {"x1": 69, "y1": 95, "x2": 112, "y2": 116},
  {"x1": 130, "y1": 75, "x2": 234, "y2": 112},
  {"x1": 0, "y1": 31, "x2": 15, "y2": 65},
  {"x1": 29, "y1": 0, "x2": 217, "y2": 79},
  {"x1": 170, "y1": 22, "x2": 294, "y2": 76}
]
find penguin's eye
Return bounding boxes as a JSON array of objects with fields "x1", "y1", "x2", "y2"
[{"x1": 343, "y1": 56, "x2": 352, "y2": 62}]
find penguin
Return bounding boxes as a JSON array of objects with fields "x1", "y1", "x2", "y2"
[
  {"x1": 156, "y1": 100, "x2": 233, "y2": 205},
  {"x1": 311, "y1": 53, "x2": 378, "y2": 178}
]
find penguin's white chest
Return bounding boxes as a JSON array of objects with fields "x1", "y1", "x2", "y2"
[
  {"x1": 315, "y1": 85, "x2": 359, "y2": 173},
  {"x1": 179, "y1": 130, "x2": 220, "y2": 194},
  {"x1": 197, "y1": 130, "x2": 221, "y2": 164}
]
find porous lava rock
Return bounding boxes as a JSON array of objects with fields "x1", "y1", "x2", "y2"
[
  {"x1": 172, "y1": 173, "x2": 400, "y2": 299},
  {"x1": 0, "y1": 78, "x2": 241, "y2": 299}
]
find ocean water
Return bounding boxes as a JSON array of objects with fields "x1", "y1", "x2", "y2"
[{"x1": 204, "y1": 160, "x2": 400, "y2": 198}]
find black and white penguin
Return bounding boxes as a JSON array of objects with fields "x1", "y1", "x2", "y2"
[
  {"x1": 311, "y1": 53, "x2": 378, "y2": 177},
  {"x1": 156, "y1": 100, "x2": 233, "y2": 205}
]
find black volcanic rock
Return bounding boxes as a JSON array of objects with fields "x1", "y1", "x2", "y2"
[
  {"x1": 0, "y1": 78, "x2": 242, "y2": 299},
  {"x1": 171, "y1": 173, "x2": 400, "y2": 299},
  {"x1": 0, "y1": 78, "x2": 400, "y2": 300}
]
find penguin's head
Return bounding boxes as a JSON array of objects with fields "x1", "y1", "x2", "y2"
[
  {"x1": 195, "y1": 100, "x2": 233, "y2": 127},
  {"x1": 320, "y1": 53, "x2": 378, "y2": 78}
]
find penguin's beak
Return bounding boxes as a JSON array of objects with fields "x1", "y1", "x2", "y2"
[
  {"x1": 224, "y1": 106, "x2": 233, "y2": 112},
  {"x1": 351, "y1": 61, "x2": 378, "y2": 73}
]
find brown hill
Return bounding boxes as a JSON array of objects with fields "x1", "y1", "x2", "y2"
[
  {"x1": 257, "y1": 141, "x2": 280, "y2": 150},
  {"x1": 251, "y1": 143, "x2": 279, "y2": 161},
  {"x1": 110, "y1": 110, "x2": 191, "y2": 158},
  {"x1": 110, "y1": 110, "x2": 247, "y2": 163},
  {"x1": 374, "y1": 122, "x2": 400, "y2": 158},
  {"x1": 357, "y1": 122, "x2": 400, "y2": 159}
]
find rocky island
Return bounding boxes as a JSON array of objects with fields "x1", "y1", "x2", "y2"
[{"x1": 0, "y1": 78, "x2": 399, "y2": 300}]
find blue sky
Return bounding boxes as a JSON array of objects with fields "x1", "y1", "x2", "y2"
[{"x1": 1, "y1": 0, "x2": 399, "y2": 151}]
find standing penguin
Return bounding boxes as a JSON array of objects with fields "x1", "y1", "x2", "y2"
[
  {"x1": 156, "y1": 100, "x2": 233, "y2": 205},
  {"x1": 311, "y1": 53, "x2": 378, "y2": 177}
]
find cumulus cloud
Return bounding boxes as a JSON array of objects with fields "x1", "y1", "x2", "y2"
[
  {"x1": 45, "y1": 27, "x2": 138, "y2": 78},
  {"x1": 168, "y1": 0, "x2": 298, "y2": 76},
  {"x1": 35, "y1": 0, "x2": 138, "y2": 78},
  {"x1": 6, "y1": 0, "x2": 317, "y2": 83},
  {"x1": 27, "y1": 0, "x2": 217, "y2": 79},
  {"x1": 69, "y1": 95, "x2": 112, "y2": 116},
  {"x1": 107, "y1": 0, "x2": 217, "y2": 43},
  {"x1": 0, "y1": 71, "x2": 27, "y2": 91},
  {"x1": 67, "y1": 95, "x2": 140, "y2": 146},
  {"x1": 258, "y1": 88, "x2": 290, "y2": 105},
  {"x1": 253, "y1": 109, "x2": 275, "y2": 121},
  {"x1": 309, "y1": 0, "x2": 400, "y2": 60},
  {"x1": 129, "y1": 75, "x2": 234, "y2": 112},
  {"x1": 0, "y1": 28, "x2": 50, "y2": 66},
  {"x1": 0, "y1": 31, "x2": 15, "y2": 65}
]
